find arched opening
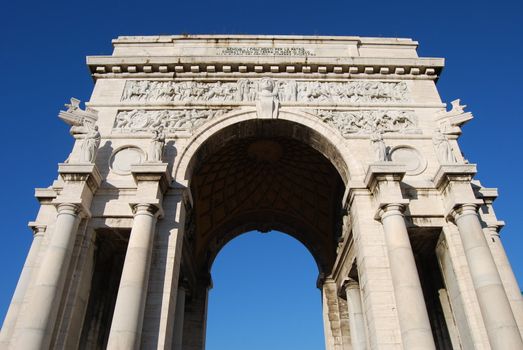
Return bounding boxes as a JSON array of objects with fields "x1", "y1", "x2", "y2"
[
  {"x1": 206, "y1": 231, "x2": 324, "y2": 349},
  {"x1": 177, "y1": 118, "x2": 347, "y2": 348}
]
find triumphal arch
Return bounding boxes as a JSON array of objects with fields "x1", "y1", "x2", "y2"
[{"x1": 1, "y1": 35, "x2": 522, "y2": 350}]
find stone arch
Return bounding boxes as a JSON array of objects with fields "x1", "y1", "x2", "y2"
[
  {"x1": 173, "y1": 109, "x2": 364, "y2": 187},
  {"x1": 177, "y1": 113, "x2": 352, "y2": 277}
]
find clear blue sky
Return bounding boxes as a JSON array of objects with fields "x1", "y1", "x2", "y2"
[{"x1": 1, "y1": 0, "x2": 522, "y2": 348}]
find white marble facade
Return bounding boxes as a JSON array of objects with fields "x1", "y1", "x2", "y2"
[{"x1": 1, "y1": 35, "x2": 522, "y2": 350}]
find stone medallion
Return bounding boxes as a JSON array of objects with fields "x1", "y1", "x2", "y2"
[
  {"x1": 389, "y1": 146, "x2": 426, "y2": 175},
  {"x1": 109, "y1": 146, "x2": 145, "y2": 175}
]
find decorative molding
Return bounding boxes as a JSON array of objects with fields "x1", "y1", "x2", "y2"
[
  {"x1": 113, "y1": 109, "x2": 233, "y2": 133},
  {"x1": 308, "y1": 109, "x2": 419, "y2": 137},
  {"x1": 121, "y1": 80, "x2": 410, "y2": 104}
]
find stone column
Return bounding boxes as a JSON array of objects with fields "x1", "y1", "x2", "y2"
[
  {"x1": 486, "y1": 225, "x2": 523, "y2": 332},
  {"x1": 450, "y1": 204, "x2": 523, "y2": 349},
  {"x1": 173, "y1": 285, "x2": 186, "y2": 350},
  {"x1": 343, "y1": 279, "x2": 366, "y2": 350},
  {"x1": 434, "y1": 164, "x2": 523, "y2": 350},
  {"x1": 11, "y1": 203, "x2": 82, "y2": 350},
  {"x1": 106, "y1": 203, "x2": 159, "y2": 349},
  {"x1": 378, "y1": 204, "x2": 436, "y2": 349},
  {"x1": 107, "y1": 162, "x2": 170, "y2": 350},
  {"x1": 365, "y1": 164, "x2": 436, "y2": 350},
  {"x1": 9, "y1": 164, "x2": 100, "y2": 350},
  {"x1": 0, "y1": 225, "x2": 45, "y2": 348}
]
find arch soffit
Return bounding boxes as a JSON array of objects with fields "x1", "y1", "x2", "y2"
[{"x1": 173, "y1": 108, "x2": 365, "y2": 186}]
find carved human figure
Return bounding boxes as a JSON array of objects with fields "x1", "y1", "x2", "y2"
[
  {"x1": 370, "y1": 132, "x2": 388, "y2": 162},
  {"x1": 81, "y1": 125, "x2": 101, "y2": 163},
  {"x1": 284, "y1": 80, "x2": 297, "y2": 102},
  {"x1": 148, "y1": 126, "x2": 166, "y2": 162},
  {"x1": 433, "y1": 128, "x2": 457, "y2": 164},
  {"x1": 256, "y1": 78, "x2": 280, "y2": 119}
]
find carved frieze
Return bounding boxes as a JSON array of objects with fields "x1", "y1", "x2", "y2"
[
  {"x1": 113, "y1": 109, "x2": 232, "y2": 133},
  {"x1": 121, "y1": 80, "x2": 409, "y2": 104},
  {"x1": 310, "y1": 109, "x2": 419, "y2": 137}
]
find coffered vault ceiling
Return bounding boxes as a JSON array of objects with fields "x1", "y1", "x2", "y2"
[{"x1": 189, "y1": 120, "x2": 345, "y2": 273}]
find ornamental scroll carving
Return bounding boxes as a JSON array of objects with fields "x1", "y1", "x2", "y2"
[
  {"x1": 122, "y1": 80, "x2": 409, "y2": 104},
  {"x1": 310, "y1": 110, "x2": 419, "y2": 137},
  {"x1": 113, "y1": 109, "x2": 232, "y2": 132}
]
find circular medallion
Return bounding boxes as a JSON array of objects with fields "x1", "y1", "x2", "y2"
[
  {"x1": 389, "y1": 146, "x2": 426, "y2": 175},
  {"x1": 110, "y1": 147, "x2": 145, "y2": 175}
]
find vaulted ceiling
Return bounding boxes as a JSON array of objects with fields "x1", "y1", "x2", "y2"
[{"x1": 188, "y1": 120, "x2": 345, "y2": 275}]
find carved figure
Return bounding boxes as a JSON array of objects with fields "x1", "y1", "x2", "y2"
[
  {"x1": 148, "y1": 126, "x2": 166, "y2": 162},
  {"x1": 81, "y1": 126, "x2": 101, "y2": 163},
  {"x1": 370, "y1": 132, "x2": 388, "y2": 162},
  {"x1": 256, "y1": 78, "x2": 280, "y2": 119},
  {"x1": 114, "y1": 109, "x2": 232, "y2": 133},
  {"x1": 121, "y1": 80, "x2": 409, "y2": 104},
  {"x1": 433, "y1": 128, "x2": 457, "y2": 164},
  {"x1": 313, "y1": 110, "x2": 418, "y2": 137},
  {"x1": 284, "y1": 80, "x2": 297, "y2": 102}
]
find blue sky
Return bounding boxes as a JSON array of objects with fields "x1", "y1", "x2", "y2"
[{"x1": 1, "y1": 0, "x2": 522, "y2": 348}]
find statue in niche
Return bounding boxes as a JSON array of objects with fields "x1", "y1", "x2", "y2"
[
  {"x1": 80, "y1": 125, "x2": 101, "y2": 163},
  {"x1": 370, "y1": 132, "x2": 388, "y2": 162},
  {"x1": 256, "y1": 78, "x2": 279, "y2": 119},
  {"x1": 148, "y1": 126, "x2": 166, "y2": 162},
  {"x1": 433, "y1": 128, "x2": 457, "y2": 164}
]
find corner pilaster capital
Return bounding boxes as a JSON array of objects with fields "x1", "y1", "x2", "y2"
[
  {"x1": 58, "y1": 163, "x2": 102, "y2": 193},
  {"x1": 131, "y1": 162, "x2": 172, "y2": 192},
  {"x1": 433, "y1": 165, "x2": 483, "y2": 218},
  {"x1": 364, "y1": 163, "x2": 409, "y2": 219},
  {"x1": 432, "y1": 164, "x2": 477, "y2": 190},
  {"x1": 364, "y1": 163, "x2": 407, "y2": 193},
  {"x1": 130, "y1": 162, "x2": 171, "y2": 218}
]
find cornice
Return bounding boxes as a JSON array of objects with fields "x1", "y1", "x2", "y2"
[{"x1": 87, "y1": 56, "x2": 444, "y2": 81}]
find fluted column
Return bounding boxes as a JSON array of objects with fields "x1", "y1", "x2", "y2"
[
  {"x1": 343, "y1": 279, "x2": 366, "y2": 350},
  {"x1": 107, "y1": 203, "x2": 159, "y2": 349},
  {"x1": 0, "y1": 225, "x2": 45, "y2": 348},
  {"x1": 451, "y1": 204, "x2": 523, "y2": 350},
  {"x1": 11, "y1": 203, "x2": 82, "y2": 350},
  {"x1": 365, "y1": 163, "x2": 436, "y2": 349},
  {"x1": 486, "y1": 225, "x2": 523, "y2": 332},
  {"x1": 379, "y1": 204, "x2": 436, "y2": 350},
  {"x1": 173, "y1": 285, "x2": 186, "y2": 350}
]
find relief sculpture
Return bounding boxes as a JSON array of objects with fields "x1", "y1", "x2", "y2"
[
  {"x1": 113, "y1": 109, "x2": 232, "y2": 132},
  {"x1": 121, "y1": 80, "x2": 409, "y2": 104},
  {"x1": 311, "y1": 110, "x2": 418, "y2": 137}
]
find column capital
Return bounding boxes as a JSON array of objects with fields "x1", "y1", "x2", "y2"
[
  {"x1": 55, "y1": 202, "x2": 82, "y2": 216},
  {"x1": 376, "y1": 203, "x2": 407, "y2": 221},
  {"x1": 131, "y1": 203, "x2": 160, "y2": 217},
  {"x1": 28, "y1": 222, "x2": 47, "y2": 237},
  {"x1": 342, "y1": 278, "x2": 360, "y2": 291},
  {"x1": 448, "y1": 203, "x2": 479, "y2": 222}
]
